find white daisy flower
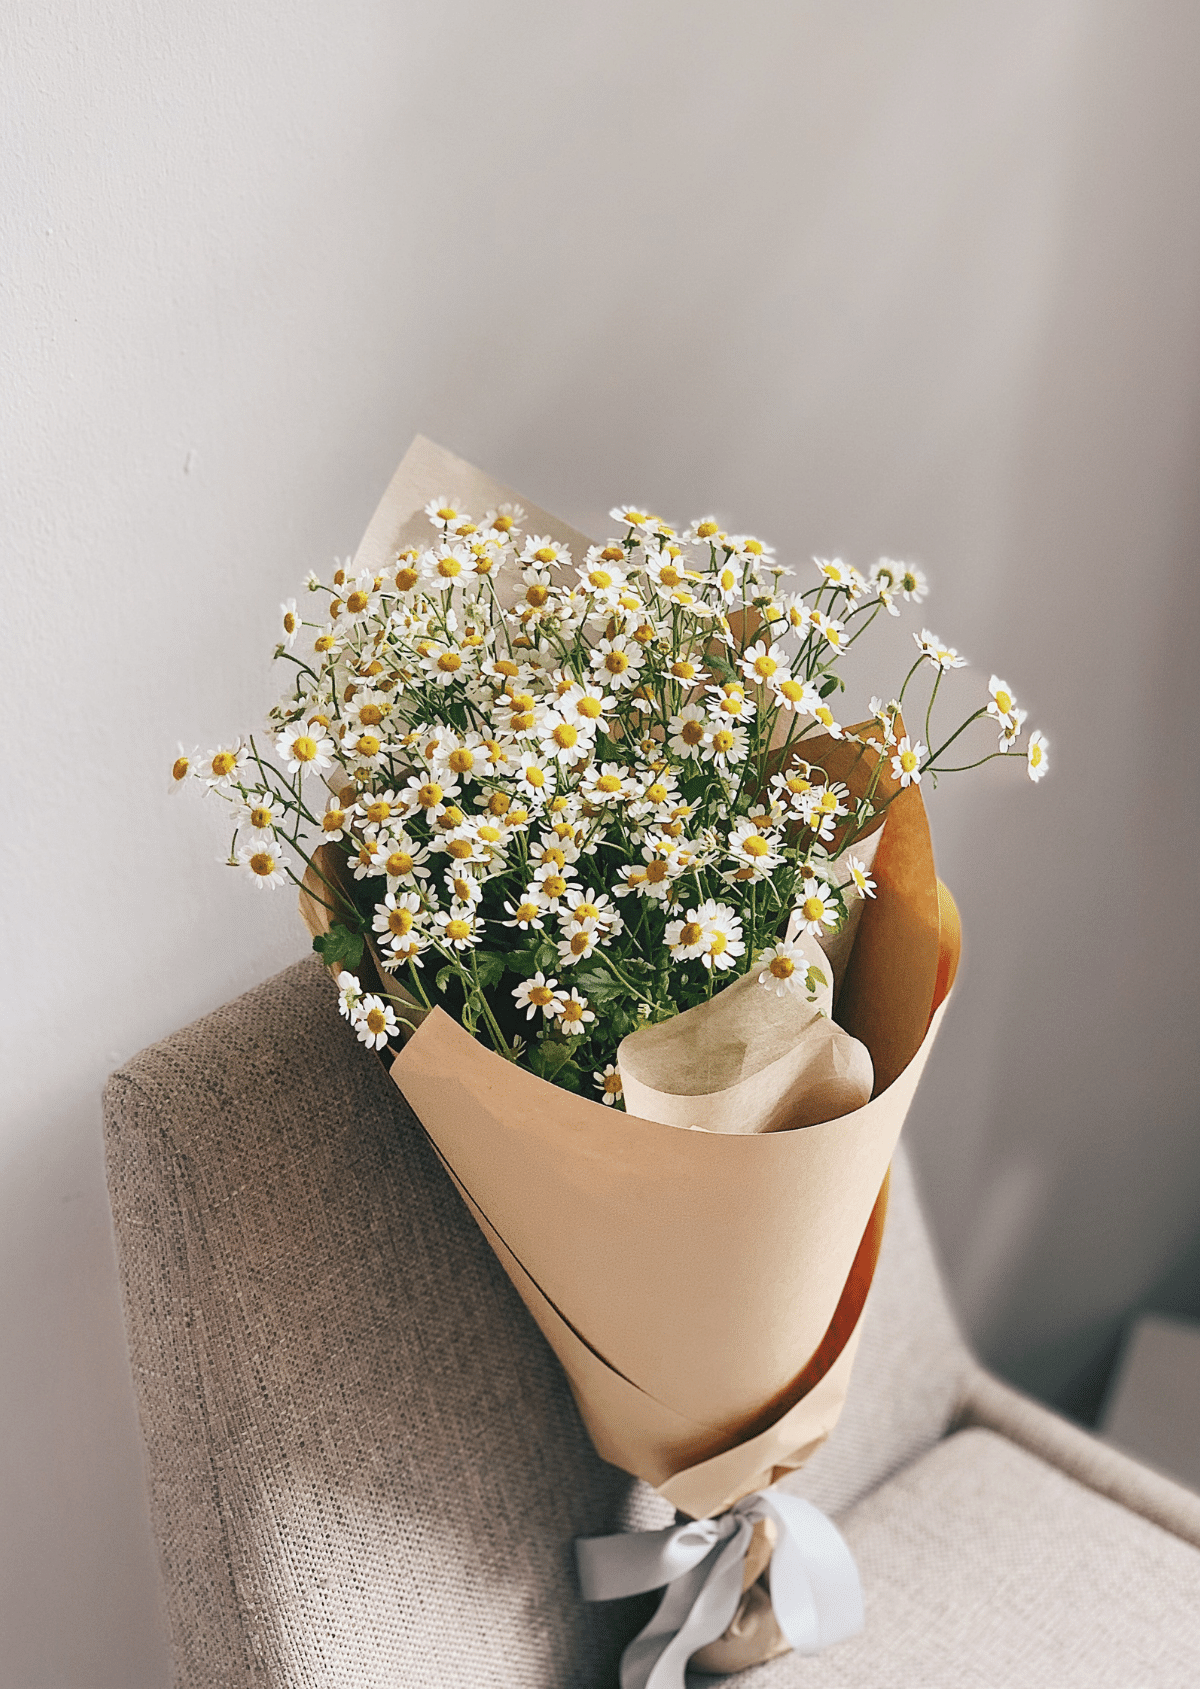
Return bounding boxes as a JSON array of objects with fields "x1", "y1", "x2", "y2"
[
  {"x1": 594, "y1": 1063, "x2": 624, "y2": 1106},
  {"x1": 555, "y1": 987, "x2": 595, "y2": 1035},
  {"x1": 353, "y1": 788, "x2": 401, "y2": 834},
  {"x1": 609, "y1": 505, "x2": 655, "y2": 531},
  {"x1": 809, "y1": 609, "x2": 847, "y2": 652},
  {"x1": 169, "y1": 742, "x2": 198, "y2": 792},
  {"x1": 528, "y1": 832, "x2": 582, "y2": 871},
  {"x1": 997, "y1": 705, "x2": 1028, "y2": 752},
  {"x1": 237, "y1": 841, "x2": 289, "y2": 890},
  {"x1": 421, "y1": 643, "x2": 468, "y2": 687},
  {"x1": 845, "y1": 854, "x2": 877, "y2": 899},
  {"x1": 557, "y1": 917, "x2": 601, "y2": 967},
  {"x1": 400, "y1": 774, "x2": 460, "y2": 820},
  {"x1": 424, "y1": 496, "x2": 467, "y2": 530},
  {"x1": 352, "y1": 993, "x2": 398, "y2": 1051},
  {"x1": 276, "y1": 720, "x2": 333, "y2": 775},
  {"x1": 432, "y1": 905, "x2": 479, "y2": 951},
  {"x1": 341, "y1": 572, "x2": 381, "y2": 624},
  {"x1": 726, "y1": 819, "x2": 781, "y2": 882},
  {"x1": 709, "y1": 558, "x2": 743, "y2": 604},
  {"x1": 503, "y1": 895, "x2": 547, "y2": 932},
  {"x1": 664, "y1": 909, "x2": 708, "y2": 961},
  {"x1": 899, "y1": 564, "x2": 928, "y2": 602},
  {"x1": 793, "y1": 878, "x2": 839, "y2": 937},
  {"x1": 515, "y1": 752, "x2": 552, "y2": 804},
  {"x1": 890, "y1": 736, "x2": 926, "y2": 787},
  {"x1": 695, "y1": 899, "x2": 745, "y2": 972},
  {"x1": 335, "y1": 971, "x2": 362, "y2": 1019},
  {"x1": 811, "y1": 702, "x2": 845, "y2": 739},
  {"x1": 577, "y1": 546, "x2": 627, "y2": 603},
  {"x1": 1027, "y1": 729, "x2": 1050, "y2": 782},
  {"x1": 375, "y1": 833, "x2": 431, "y2": 890},
  {"x1": 561, "y1": 886, "x2": 623, "y2": 936},
  {"x1": 237, "y1": 795, "x2": 279, "y2": 836},
  {"x1": 346, "y1": 727, "x2": 386, "y2": 769},
  {"x1": 280, "y1": 599, "x2": 300, "y2": 647},
  {"x1": 590, "y1": 634, "x2": 645, "y2": 690},
  {"x1": 483, "y1": 501, "x2": 525, "y2": 537},
  {"x1": 521, "y1": 534, "x2": 571, "y2": 570},
  {"x1": 531, "y1": 861, "x2": 577, "y2": 908},
  {"x1": 205, "y1": 742, "x2": 249, "y2": 788},
  {"x1": 386, "y1": 930, "x2": 428, "y2": 969},
  {"x1": 987, "y1": 675, "x2": 1019, "y2": 728},
  {"x1": 914, "y1": 629, "x2": 967, "y2": 670},
  {"x1": 425, "y1": 543, "x2": 470, "y2": 585},
  {"x1": 771, "y1": 673, "x2": 819, "y2": 714},
  {"x1": 434, "y1": 823, "x2": 489, "y2": 866},
  {"x1": 538, "y1": 711, "x2": 588, "y2": 761},
  {"x1": 372, "y1": 891, "x2": 424, "y2": 953},
  {"x1": 707, "y1": 681, "x2": 755, "y2": 722},
  {"x1": 443, "y1": 868, "x2": 484, "y2": 908},
  {"x1": 581, "y1": 761, "x2": 637, "y2": 805},
  {"x1": 739, "y1": 640, "x2": 782, "y2": 687},
  {"x1": 757, "y1": 938, "x2": 812, "y2": 997},
  {"x1": 556, "y1": 681, "x2": 613, "y2": 734},
  {"x1": 668, "y1": 704, "x2": 710, "y2": 759},
  {"x1": 512, "y1": 971, "x2": 565, "y2": 1020},
  {"x1": 704, "y1": 723, "x2": 749, "y2": 770}
]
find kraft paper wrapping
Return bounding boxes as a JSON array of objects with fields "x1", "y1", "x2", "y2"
[{"x1": 298, "y1": 438, "x2": 961, "y2": 1529}]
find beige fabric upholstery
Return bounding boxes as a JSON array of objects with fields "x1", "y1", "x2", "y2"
[
  {"x1": 104, "y1": 959, "x2": 1200, "y2": 1687},
  {"x1": 713, "y1": 1429, "x2": 1200, "y2": 1688}
]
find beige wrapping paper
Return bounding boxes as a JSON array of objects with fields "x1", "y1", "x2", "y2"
[{"x1": 300, "y1": 438, "x2": 961, "y2": 1535}]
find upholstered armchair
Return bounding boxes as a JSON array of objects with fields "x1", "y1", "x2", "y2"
[{"x1": 104, "y1": 959, "x2": 1200, "y2": 1686}]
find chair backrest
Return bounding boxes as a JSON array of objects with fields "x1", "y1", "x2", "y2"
[{"x1": 105, "y1": 957, "x2": 970, "y2": 1689}]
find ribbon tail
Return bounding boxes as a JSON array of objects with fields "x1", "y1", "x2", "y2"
[
  {"x1": 761, "y1": 1492, "x2": 864, "y2": 1653},
  {"x1": 622, "y1": 1523, "x2": 753, "y2": 1689}
]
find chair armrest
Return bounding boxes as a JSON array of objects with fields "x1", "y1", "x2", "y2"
[{"x1": 955, "y1": 1361, "x2": 1200, "y2": 1549}]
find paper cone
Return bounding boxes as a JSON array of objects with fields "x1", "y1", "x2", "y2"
[{"x1": 300, "y1": 440, "x2": 960, "y2": 1527}]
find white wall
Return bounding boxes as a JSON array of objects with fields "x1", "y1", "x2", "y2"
[{"x1": 4, "y1": 2, "x2": 1200, "y2": 1681}]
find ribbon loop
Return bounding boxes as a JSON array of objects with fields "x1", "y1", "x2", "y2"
[{"x1": 576, "y1": 1490, "x2": 863, "y2": 1689}]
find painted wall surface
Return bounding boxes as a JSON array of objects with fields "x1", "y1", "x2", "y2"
[{"x1": 4, "y1": 2, "x2": 1199, "y2": 1681}]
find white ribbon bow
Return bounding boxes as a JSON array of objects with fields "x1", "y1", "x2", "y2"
[{"x1": 576, "y1": 1490, "x2": 863, "y2": 1689}]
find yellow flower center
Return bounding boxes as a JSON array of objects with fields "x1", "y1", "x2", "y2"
[
  {"x1": 680, "y1": 921, "x2": 702, "y2": 947},
  {"x1": 645, "y1": 859, "x2": 670, "y2": 884},
  {"x1": 526, "y1": 583, "x2": 550, "y2": 608},
  {"x1": 587, "y1": 569, "x2": 612, "y2": 590},
  {"x1": 249, "y1": 806, "x2": 272, "y2": 830},
  {"x1": 709, "y1": 930, "x2": 728, "y2": 955},
  {"x1": 450, "y1": 877, "x2": 472, "y2": 900},
  {"x1": 294, "y1": 735, "x2": 320, "y2": 762},
  {"x1": 283, "y1": 611, "x2": 296, "y2": 633},
  {"x1": 570, "y1": 931, "x2": 591, "y2": 955},
  {"x1": 534, "y1": 546, "x2": 557, "y2": 564},
  {"x1": 172, "y1": 756, "x2": 190, "y2": 781},
  {"x1": 696, "y1": 521, "x2": 718, "y2": 538},
  {"x1": 346, "y1": 591, "x2": 370, "y2": 614},
  {"x1": 743, "y1": 834, "x2": 769, "y2": 857},
  {"x1": 552, "y1": 722, "x2": 578, "y2": 749},
  {"x1": 900, "y1": 750, "x2": 918, "y2": 773},
  {"x1": 437, "y1": 556, "x2": 462, "y2": 577},
  {"x1": 524, "y1": 765, "x2": 545, "y2": 788},
  {"x1": 779, "y1": 679, "x2": 804, "y2": 702},
  {"x1": 815, "y1": 708, "x2": 834, "y2": 728},
  {"x1": 418, "y1": 783, "x2": 443, "y2": 809},
  {"x1": 745, "y1": 539, "x2": 763, "y2": 555},
  {"x1": 681, "y1": 719, "x2": 705, "y2": 746},
  {"x1": 358, "y1": 704, "x2": 384, "y2": 726},
  {"x1": 604, "y1": 1071, "x2": 622, "y2": 1096},
  {"x1": 323, "y1": 809, "x2": 346, "y2": 833},
  {"x1": 540, "y1": 846, "x2": 567, "y2": 868},
  {"x1": 719, "y1": 569, "x2": 736, "y2": 591},
  {"x1": 395, "y1": 567, "x2": 419, "y2": 591},
  {"x1": 1030, "y1": 743, "x2": 1043, "y2": 767},
  {"x1": 385, "y1": 851, "x2": 413, "y2": 877},
  {"x1": 437, "y1": 652, "x2": 463, "y2": 673},
  {"x1": 435, "y1": 506, "x2": 458, "y2": 521},
  {"x1": 659, "y1": 565, "x2": 682, "y2": 587},
  {"x1": 529, "y1": 984, "x2": 554, "y2": 1005},
  {"x1": 573, "y1": 902, "x2": 599, "y2": 923},
  {"x1": 315, "y1": 633, "x2": 336, "y2": 652},
  {"x1": 249, "y1": 851, "x2": 274, "y2": 877},
  {"x1": 366, "y1": 1007, "x2": 387, "y2": 1035},
  {"x1": 753, "y1": 653, "x2": 777, "y2": 677},
  {"x1": 445, "y1": 919, "x2": 471, "y2": 942},
  {"x1": 596, "y1": 773, "x2": 622, "y2": 793},
  {"x1": 995, "y1": 690, "x2": 1012, "y2": 714},
  {"x1": 355, "y1": 734, "x2": 380, "y2": 758},
  {"x1": 712, "y1": 730, "x2": 735, "y2": 755},
  {"x1": 770, "y1": 955, "x2": 795, "y2": 980},
  {"x1": 448, "y1": 748, "x2": 475, "y2": 774},
  {"x1": 515, "y1": 903, "x2": 540, "y2": 923},
  {"x1": 645, "y1": 783, "x2": 667, "y2": 804},
  {"x1": 605, "y1": 650, "x2": 630, "y2": 674},
  {"x1": 211, "y1": 751, "x2": 236, "y2": 777},
  {"x1": 487, "y1": 792, "x2": 511, "y2": 816},
  {"x1": 576, "y1": 695, "x2": 603, "y2": 720},
  {"x1": 542, "y1": 875, "x2": 566, "y2": 899},
  {"x1": 447, "y1": 838, "x2": 474, "y2": 860},
  {"x1": 561, "y1": 1000, "x2": 584, "y2": 1023},
  {"x1": 388, "y1": 908, "x2": 413, "y2": 936},
  {"x1": 494, "y1": 659, "x2": 520, "y2": 677},
  {"x1": 633, "y1": 623, "x2": 655, "y2": 645},
  {"x1": 803, "y1": 896, "x2": 825, "y2": 924}
]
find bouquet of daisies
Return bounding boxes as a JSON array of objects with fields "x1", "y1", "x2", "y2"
[{"x1": 176, "y1": 438, "x2": 1046, "y2": 1684}]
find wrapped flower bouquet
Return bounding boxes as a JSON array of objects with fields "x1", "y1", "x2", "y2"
[{"x1": 175, "y1": 437, "x2": 1047, "y2": 1685}]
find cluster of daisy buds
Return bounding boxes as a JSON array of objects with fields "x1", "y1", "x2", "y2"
[{"x1": 175, "y1": 495, "x2": 1047, "y2": 1101}]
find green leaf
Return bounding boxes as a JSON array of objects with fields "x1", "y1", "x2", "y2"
[
  {"x1": 312, "y1": 924, "x2": 364, "y2": 970},
  {"x1": 819, "y1": 676, "x2": 840, "y2": 699},
  {"x1": 504, "y1": 949, "x2": 542, "y2": 979},
  {"x1": 435, "y1": 965, "x2": 457, "y2": 996},
  {"x1": 571, "y1": 966, "x2": 624, "y2": 1005},
  {"x1": 474, "y1": 952, "x2": 507, "y2": 991}
]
